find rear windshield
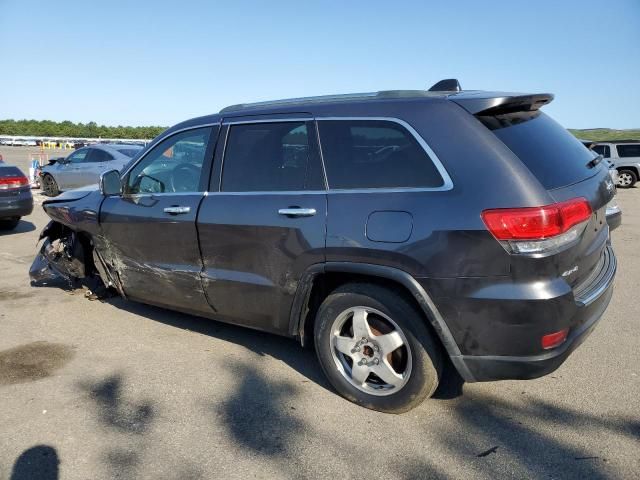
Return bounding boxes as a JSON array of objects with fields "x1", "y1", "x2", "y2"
[
  {"x1": 0, "y1": 166, "x2": 23, "y2": 177},
  {"x1": 479, "y1": 111, "x2": 596, "y2": 189},
  {"x1": 116, "y1": 147, "x2": 142, "y2": 158}
]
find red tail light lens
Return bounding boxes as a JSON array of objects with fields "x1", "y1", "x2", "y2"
[
  {"x1": 482, "y1": 198, "x2": 592, "y2": 241},
  {"x1": 541, "y1": 328, "x2": 569, "y2": 349},
  {"x1": 0, "y1": 176, "x2": 30, "y2": 190}
]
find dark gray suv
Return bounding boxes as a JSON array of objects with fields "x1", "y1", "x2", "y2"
[{"x1": 30, "y1": 81, "x2": 617, "y2": 413}]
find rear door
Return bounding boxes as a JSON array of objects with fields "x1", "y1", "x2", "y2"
[
  {"x1": 99, "y1": 126, "x2": 218, "y2": 313},
  {"x1": 197, "y1": 117, "x2": 326, "y2": 334}
]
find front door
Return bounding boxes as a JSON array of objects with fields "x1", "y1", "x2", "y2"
[
  {"x1": 99, "y1": 126, "x2": 218, "y2": 313},
  {"x1": 197, "y1": 119, "x2": 327, "y2": 334},
  {"x1": 57, "y1": 148, "x2": 89, "y2": 189}
]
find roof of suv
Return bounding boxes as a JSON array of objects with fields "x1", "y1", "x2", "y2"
[{"x1": 219, "y1": 89, "x2": 554, "y2": 116}]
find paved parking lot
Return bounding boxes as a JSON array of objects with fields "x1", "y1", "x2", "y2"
[{"x1": 1, "y1": 146, "x2": 638, "y2": 479}]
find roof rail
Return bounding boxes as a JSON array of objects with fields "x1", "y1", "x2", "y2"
[{"x1": 428, "y1": 79, "x2": 461, "y2": 92}]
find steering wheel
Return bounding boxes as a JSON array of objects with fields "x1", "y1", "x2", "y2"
[{"x1": 169, "y1": 163, "x2": 200, "y2": 192}]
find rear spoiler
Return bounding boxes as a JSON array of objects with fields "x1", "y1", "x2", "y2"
[{"x1": 450, "y1": 92, "x2": 554, "y2": 115}]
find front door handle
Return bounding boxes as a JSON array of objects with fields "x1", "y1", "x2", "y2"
[
  {"x1": 278, "y1": 207, "x2": 317, "y2": 217},
  {"x1": 164, "y1": 206, "x2": 191, "y2": 215}
]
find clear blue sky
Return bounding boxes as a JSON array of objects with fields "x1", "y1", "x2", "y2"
[{"x1": 1, "y1": 0, "x2": 638, "y2": 129}]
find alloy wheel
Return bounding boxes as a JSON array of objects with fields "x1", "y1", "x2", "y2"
[
  {"x1": 329, "y1": 306, "x2": 412, "y2": 396},
  {"x1": 617, "y1": 172, "x2": 633, "y2": 187}
]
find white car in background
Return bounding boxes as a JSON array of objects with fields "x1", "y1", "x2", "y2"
[
  {"x1": 40, "y1": 143, "x2": 143, "y2": 196},
  {"x1": 591, "y1": 142, "x2": 640, "y2": 188},
  {"x1": 0, "y1": 138, "x2": 37, "y2": 146}
]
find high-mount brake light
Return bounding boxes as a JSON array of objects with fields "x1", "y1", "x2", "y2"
[
  {"x1": 0, "y1": 176, "x2": 29, "y2": 190},
  {"x1": 481, "y1": 198, "x2": 592, "y2": 254}
]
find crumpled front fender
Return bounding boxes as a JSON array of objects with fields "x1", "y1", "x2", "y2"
[{"x1": 29, "y1": 223, "x2": 86, "y2": 284}]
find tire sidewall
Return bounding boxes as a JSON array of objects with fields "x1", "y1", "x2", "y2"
[
  {"x1": 314, "y1": 285, "x2": 441, "y2": 413},
  {"x1": 618, "y1": 169, "x2": 637, "y2": 188}
]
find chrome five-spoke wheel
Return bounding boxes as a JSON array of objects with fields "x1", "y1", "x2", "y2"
[{"x1": 330, "y1": 306, "x2": 412, "y2": 396}]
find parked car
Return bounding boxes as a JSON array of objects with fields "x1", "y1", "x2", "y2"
[
  {"x1": 30, "y1": 82, "x2": 617, "y2": 413},
  {"x1": 590, "y1": 141, "x2": 640, "y2": 188},
  {"x1": 2, "y1": 138, "x2": 37, "y2": 146},
  {"x1": 581, "y1": 141, "x2": 622, "y2": 230},
  {"x1": 39, "y1": 143, "x2": 143, "y2": 196},
  {"x1": 0, "y1": 165, "x2": 33, "y2": 230}
]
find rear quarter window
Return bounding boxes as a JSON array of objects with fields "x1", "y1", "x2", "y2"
[
  {"x1": 617, "y1": 144, "x2": 640, "y2": 158},
  {"x1": 318, "y1": 119, "x2": 444, "y2": 189},
  {"x1": 479, "y1": 111, "x2": 596, "y2": 190}
]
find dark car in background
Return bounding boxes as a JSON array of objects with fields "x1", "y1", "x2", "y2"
[
  {"x1": 30, "y1": 81, "x2": 617, "y2": 412},
  {"x1": 0, "y1": 165, "x2": 33, "y2": 230}
]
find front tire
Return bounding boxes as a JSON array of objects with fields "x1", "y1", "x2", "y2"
[
  {"x1": 617, "y1": 169, "x2": 637, "y2": 188},
  {"x1": 314, "y1": 283, "x2": 442, "y2": 413},
  {"x1": 42, "y1": 174, "x2": 60, "y2": 196}
]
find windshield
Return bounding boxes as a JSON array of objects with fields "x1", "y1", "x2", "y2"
[{"x1": 479, "y1": 111, "x2": 597, "y2": 189}]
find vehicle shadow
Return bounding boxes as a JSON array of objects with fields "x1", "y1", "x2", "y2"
[
  {"x1": 105, "y1": 297, "x2": 332, "y2": 392},
  {"x1": 10, "y1": 445, "x2": 59, "y2": 480},
  {"x1": 102, "y1": 296, "x2": 465, "y2": 399},
  {"x1": 0, "y1": 219, "x2": 36, "y2": 235}
]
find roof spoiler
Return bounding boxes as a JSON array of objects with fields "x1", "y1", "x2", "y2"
[
  {"x1": 451, "y1": 93, "x2": 554, "y2": 115},
  {"x1": 428, "y1": 78, "x2": 461, "y2": 92}
]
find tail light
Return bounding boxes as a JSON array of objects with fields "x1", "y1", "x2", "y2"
[
  {"x1": 541, "y1": 328, "x2": 569, "y2": 349},
  {"x1": 0, "y1": 176, "x2": 30, "y2": 190},
  {"x1": 482, "y1": 198, "x2": 592, "y2": 254}
]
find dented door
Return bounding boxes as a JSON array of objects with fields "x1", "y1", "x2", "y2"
[{"x1": 98, "y1": 126, "x2": 217, "y2": 313}]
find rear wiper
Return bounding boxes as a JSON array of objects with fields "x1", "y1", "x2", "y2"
[{"x1": 586, "y1": 154, "x2": 603, "y2": 169}]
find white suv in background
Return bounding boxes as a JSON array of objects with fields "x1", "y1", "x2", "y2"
[{"x1": 592, "y1": 142, "x2": 640, "y2": 188}]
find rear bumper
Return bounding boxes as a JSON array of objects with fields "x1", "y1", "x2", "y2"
[
  {"x1": 0, "y1": 193, "x2": 33, "y2": 219},
  {"x1": 606, "y1": 203, "x2": 622, "y2": 231},
  {"x1": 455, "y1": 276, "x2": 613, "y2": 381},
  {"x1": 425, "y1": 245, "x2": 617, "y2": 382}
]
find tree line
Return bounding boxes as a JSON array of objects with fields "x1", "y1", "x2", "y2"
[{"x1": 0, "y1": 119, "x2": 167, "y2": 139}]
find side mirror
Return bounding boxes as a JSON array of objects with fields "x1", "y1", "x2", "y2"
[{"x1": 100, "y1": 170, "x2": 122, "y2": 196}]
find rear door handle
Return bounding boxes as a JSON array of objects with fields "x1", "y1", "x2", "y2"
[
  {"x1": 278, "y1": 208, "x2": 317, "y2": 217},
  {"x1": 164, "y1": 206, "x2": 191, "y2": 215}
]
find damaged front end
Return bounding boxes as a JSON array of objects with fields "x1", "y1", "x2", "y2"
[
  {"x1": 29, "y1": 222, "x2": 87, "y2": 285},
  {"x1": 29, "y1": 221, "x2": 116, "y2": 299}
]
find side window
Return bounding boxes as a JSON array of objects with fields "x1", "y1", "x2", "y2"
[
  {"x1": 617, "y1": 145, "x2": 640, "y2": 158},
  {"x1": 86, "y1": 149, "x2": 114, "y2": 163},
  {"x1": 67, "y1": 149, "x2": 89, "y2": 163},
  {"x1": 221, "y1": 121, "x2": 323, "y2": 192},
  {"x1": 592, "y1": 145, "x2": 610, "y2": 158},
  {"x1": 125, "y1": 127, "x2": 212, "y2": 194},
  {"x1": 318, "y1": 120, "x2": 444, "y2": 189}
]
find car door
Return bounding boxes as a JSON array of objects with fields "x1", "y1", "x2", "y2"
[
  {"x1": 197, "y1": 117, "x2": 327, "y2": 334},
  {"x1": 78, "y1": 148, "x2": 115, "y2": 186},
  {"x1": 99, "y1": 125, "x2": 219, "y2": 313},
  {"x1": 56, "y1": 148, "x2": 90, "y2": 189}
]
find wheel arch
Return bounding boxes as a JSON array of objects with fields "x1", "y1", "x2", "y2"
[
  {"x1": 289, "y1": 262, "x2": 475, "y2": 381},
  {"x1": 617, "y1": 165, "x2": 639, "y2": 177}
]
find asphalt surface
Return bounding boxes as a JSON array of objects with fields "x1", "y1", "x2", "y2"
[{"x1": 1, "y1": 146, "x2": 638, "y2": 480}]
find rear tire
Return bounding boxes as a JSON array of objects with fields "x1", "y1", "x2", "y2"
[
  {"x1": 617, "y1": 169, "x2": 637, "y2": 188},
  {"x1": 0, "y1": 217, "x2": 20, "y2": 230},
  {"x1": 42, "y1": 174, "x2": 60, "y2": 196},
  {"x1": 314, "y1": 283, "x2": 442, "y2": 413}
]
